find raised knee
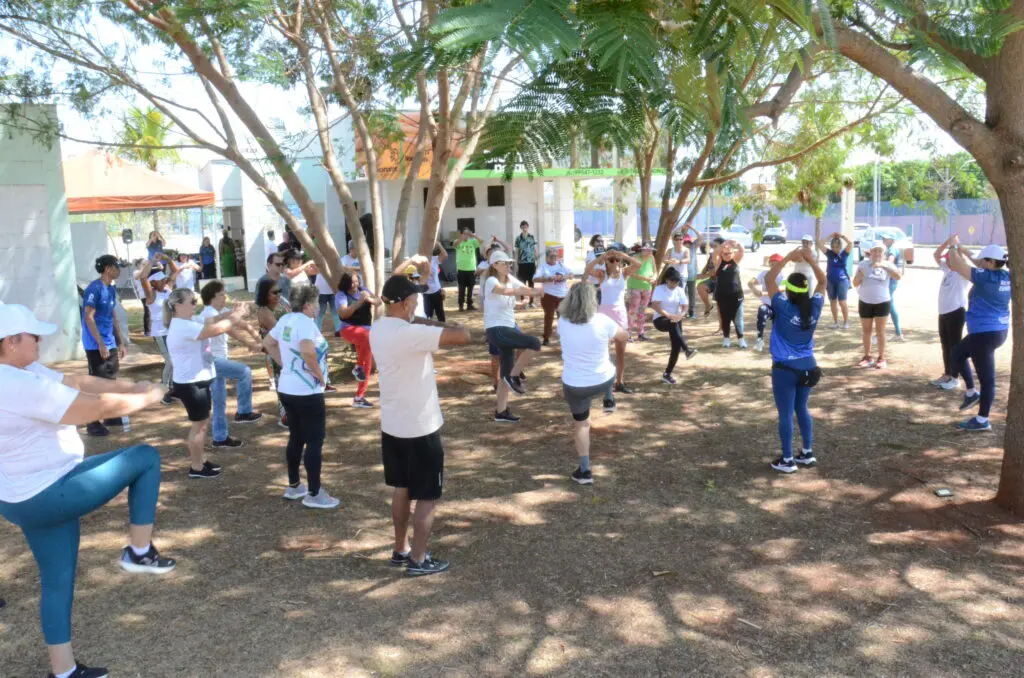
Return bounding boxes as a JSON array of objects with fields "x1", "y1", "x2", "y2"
[{"x1": 130, "y1": 444, "x2": 161, "y2": 467}]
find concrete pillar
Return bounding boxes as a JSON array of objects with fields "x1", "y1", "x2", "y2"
[
  {"x1": 552, "y1": 177, "x2": 577, "y2": 268},
  {"x1": 614, "y1": 177, "x2": 638, "y2": 246},
  {"x1": 841, "y1": 185, "x2": 856, "y2": 275}
]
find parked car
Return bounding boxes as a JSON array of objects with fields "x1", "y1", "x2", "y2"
[
  {"x1": 762, "y1": 221, "x2": 788, "y2": 243},
  {"x1": 722, "y1": 225, "x2": 760, "y2": 252},
  {"x1": 699, "y1": 224, "x2": 724, "y2": 253},
  {"x1": 856, "y1": 226, "x2": 914, "y2": 264},
  {"x1": 852, "y1": 222, "x2": 870, "y2": 246}
]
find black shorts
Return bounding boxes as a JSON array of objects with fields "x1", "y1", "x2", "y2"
[
  {"x1": 702, "y1": 279, "x2": 716, "y2": 295},
  {"x1": 85, "y1": 348, "x2": 120, "y2": 380},
  {"x1": 859, "y1": 300, "x2": 891, "y2": 319},
  {"x1": 173, "y1": 380, "x2": 213, "y2": 422},
  {"x1": 382, "y1": 429, "x2": 445, "y2": 500}
]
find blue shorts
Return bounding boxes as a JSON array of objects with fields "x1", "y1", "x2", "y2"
[
  {"x1": 827, "y1": 278, "x2": 850, "y2": 301},
  {"x1": 488, "y1": 323, "x2": 523, "y2": 356}
]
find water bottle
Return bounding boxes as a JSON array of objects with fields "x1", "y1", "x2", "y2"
[{"x1": 122, "y1": 416, "x2": 131, "y2": 433}]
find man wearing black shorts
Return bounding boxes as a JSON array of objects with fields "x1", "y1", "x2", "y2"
[{"x1": 370, "y1": 275, "x2": 471, "y2": 576}]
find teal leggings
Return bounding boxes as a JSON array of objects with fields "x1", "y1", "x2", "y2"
[{"x1": 0, "y1": 445, "x2": 162, "y2": 645}]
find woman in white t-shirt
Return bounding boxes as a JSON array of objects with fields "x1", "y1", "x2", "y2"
[
  {"x1": 423, "y1": 244, "x2": 449, "y2": 322},
  {"x1": 263, "y1": 285, "x2": 340, "y2": 509},
  {"x1": 173, "y1": 253, "x2": 201, "y2": 291},
  {"x1": 483, "y1": 250, "x2": 544, "y2": 423},
  {"x1": 165, "y1": 288, "x2": 249, "y2": 480},
  {"x1": 139, "y1": 256, "x2": 179, "y2": 399},
  {"x1": 0, "y1": 304, "x2": 175, "y2": 678},
  {"x1": 312, "y1": 261, "x2": 343, "y2": 336},
  {"x1": 556, "y1": 283, "x2": 628, "y2": 485},
  {"x1": 852, "y1": 241, "x2": 902, "y2": 369},
  {"x1": 932, "y1": 235, "x2": 973, "y2": 388},
  {"x1": 584, "y1": 249, "x2": 640, "y2": 394},
  {"x1": 534, "y1": 247, "x2": 573, "y2": 346},
  {"x1": 651, "y1": 267, "x2": 698, "y2": 384}
]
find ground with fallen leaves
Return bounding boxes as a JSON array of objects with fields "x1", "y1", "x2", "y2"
[{"x1": 1, "y1": 264, "x2": 1021, "y2": 678}]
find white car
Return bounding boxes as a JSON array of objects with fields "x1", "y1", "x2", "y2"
[
  {"x1": 852, "y1": 222, "x2": 870, "y2": 246},
  {"x1": 762, "y1": 221, "x2": 788, "y2": 243},
  {"x1": 856, "y1": 226, "x2": 914, "y2": 264},
  {"x1": 722, "y1": 225, "x2": 760, "y2": 252}
]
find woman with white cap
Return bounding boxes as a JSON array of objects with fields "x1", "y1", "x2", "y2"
[
  {"x1": 852, "y1": 241, "x2": 901, "y2": 368},
  {"x1": 138, "y1": 255, "x2": 179, "y2": 404},
  {"x1": 944, "y1": 242, "x2": 1012, "y2": 431},
  {"x1": 0, "y1": 303, "x2": 176, "y2": 678},
  {"x1": 625, "y1": 241, "x2": 658, "y2": 340},
  {"x1": 483, "y1": 249, "x2": 544, "y2": 423},
  {"x1": 534, "y1": 246, "x2": 573, "y2": 346},
  {"x1": 930, "y1": 235, "x2": 972, "y2": 390},
  {"x1": 585, "y1": 249, "x2": 641, "y2": 394}
]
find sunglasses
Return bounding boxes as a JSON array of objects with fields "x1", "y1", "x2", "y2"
[
  {"x1": 270, "y1": 290, "x2": 281, "y2": 295},
  {"x1": 271, "y1": 262, "x2": 284, "y2": 268}
]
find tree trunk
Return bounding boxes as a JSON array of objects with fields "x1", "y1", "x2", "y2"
[
  {"x1": 590, "y1": 140, "x2": 600, "y2": 168},
  {"x1": 570, "y1": 135, "x2": 579, "y2": 168},
  {"x1": 636, "y1": 148, "x2": 652, "y2": 243}
]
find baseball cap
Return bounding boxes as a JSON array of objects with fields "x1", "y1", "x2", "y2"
[
  {"x1": 682, "y1": 235, "x2": 694, "y2": 243},
  {"x1": 979, "y1": 244, "x2": 1007, "y2": 261},
  {"x1": 768, "y1": 253, "x2": 784, "y2": 263},
  {"x1": 640, "y1": 240, "x2": 655, "y2": 250},
  {"x1": 0, "y1": 303, "x2": 58, "y2": 341},
  {"x1": 403, "y1": 264, "x2": 421, "y2": 279},
  {"x1": 489, "y1": 250, "x2": 513, "y2": 265},
  {"x1": 95, "y1": 254, "x2": 120, "y2": 270},
  {"x1": 867, "y1": 240, "x2": 885, "y2": 251},
  {"x1": 381, "y1": 275, "x2": 427, "y2": 304},
  {"x1": 801, "y1": 234, "x2": 814, "y2": 243},
  {"x1": 148, "y1": 271, "x2": 168, "y2": 282}
]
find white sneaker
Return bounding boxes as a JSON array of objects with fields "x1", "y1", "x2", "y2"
[
  {"x1": 283, "y1": 483, "x2": 308, "y2": 500},
  {"x1": 829, "y1": 323, "x2": 839, "y2": 329},
  {"x1": 939, "y1": 378, "x2": 959, "y2": 390},
  {"x1": 842, "y1": 322, "x2": 850, "y2": 330},
  {"x1": 894, "y1": 334, "x2": 906, "y2": 342},
  {"x1": 754, "y1": 338, "x2": 764, "y2": 352},
  {"x1": 738, "y1": 338, "x2": 748, "y2": 349},
  {"x1": 302, "y1": 490, "x2": 340, "y2": 509},
  {"x1": 723, "y1": 337, "x2": 732, "y2": 348},
  {"x1": 929, "y1": 375, "x2": 947, "y2": 387}
]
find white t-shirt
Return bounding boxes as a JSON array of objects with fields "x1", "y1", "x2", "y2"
[
  {"x1": 288, "y1": 269, "x2": 311, "y2": 288},
  {"x1": 369, "y1": 316, "x2": 444, "y2": 438},
  {"x1": 167, "y1": 317, "x2": 216, "y2": 383},
  {"x1": 476, "y1": 261, "x2": 491, "y2": 307},
  {"x1": 269, "y1": 312, "x2": 328, "y2": 396},
  {"x1": 668, "y1": 248, "x2": 690, "y2": 280},
  {"x1": 176, "y1": 266, "x2": 196, "y2": 290},
  {"x1": 266, "y1": 239, "x2": 279, "y2": 256},
  {"x1": 0, "y1": 363, "x2": 84, "y2": 503},
  {"x1": 938, "y1": 261, "x2": 971, "y2": 315},
  {"x1": 483, "y1": 275, "x2": 523, "y2": 329},
  {"x1": 341, "y1": 254, "x2": 359, "y2": 270},
  {"x1": 536, "y1": 261, "x2": 571, "y2": 298},
  {"x1": 585, "y1": 250, "x2": 606, "y2": 285},
  {"x1": 148, "y1": 289, "x2": 171, "y2": 337},
  {"x1": 131, "y1": 270, "x2": 145, "y2": 300},
  {"x1": 857, "y1": 260, "x2": 892, "y2": 304},
  {"x1": 599, "y1": 274, "x2": 628, "y2": 310},
  {"x1": 198, "y1": 306, "x2": 229, "y2": 360},
  {"x1": 756, "y1": 270, "x2": 785, "y2": 306},
  {"x1": 426, "y1": 256, "x2": 442, "y2": 294},
  {"x1": 650, "y1": 283, "x2": 688, "y2": 319},
  {"x1": 557, "y1": 314, "x2": 619, "y2": 388},
  {"x1": 314, "y1": 272, "x2": 334, "y2": 295}
]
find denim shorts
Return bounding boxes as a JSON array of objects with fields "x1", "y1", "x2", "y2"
[{"x1": 827, "y1": 278, "x2": 850, "y2": 301}]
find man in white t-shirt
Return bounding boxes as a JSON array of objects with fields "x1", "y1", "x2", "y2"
[
  {"x1": 341, "y1": 240, "x2": 360, "y2": 272},
  {"x1": 266, "y1": 230, "x2": 279, "y2": 257},
  {"x1": 369, "y1": 275, "x2": 471, "y2": 577}
]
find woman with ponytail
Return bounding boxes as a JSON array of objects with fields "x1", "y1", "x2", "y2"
[{"x1": 764, "y1": 248, "x2": 826, "y2": 474}]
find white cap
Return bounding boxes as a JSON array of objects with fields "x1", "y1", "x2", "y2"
[
  {"x1": 0, "y1": 303, "x2": 58, "y2": 341},
  {"x1": 801, "y1": 234, "x2": 814, "y2": 242},
  {"x1": 148, "y1": 271, "x2": 168, "y2": 282},
  {"x1": 978, "y1": 244, "x2": 1007, "y2": 261},
  {"x1": 866, "y1": 240, "x2": 885, "y2": 251},
  {"x1": 489, "y1": 250, "x2": 513, "y2": 264}
]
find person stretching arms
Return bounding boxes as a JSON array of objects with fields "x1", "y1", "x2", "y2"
[
  {"x1": 930, "y1": 235, "x2": 971, "y2": 390},
  {"x1": 819, "y1": 232, "x2": 853, "y2": 328}
]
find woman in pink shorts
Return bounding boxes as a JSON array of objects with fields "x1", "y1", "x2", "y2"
[{"x1": 583, "y1": 249, "x2": 641, "y2": 395}]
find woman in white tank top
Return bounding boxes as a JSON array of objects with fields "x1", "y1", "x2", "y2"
[{"x1": 583, "y1": 250, "x2": 641, "y2": 395}]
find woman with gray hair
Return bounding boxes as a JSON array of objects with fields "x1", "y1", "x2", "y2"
[{"x1": 556, "y1": 283, "x2": 628, "y2": 485}]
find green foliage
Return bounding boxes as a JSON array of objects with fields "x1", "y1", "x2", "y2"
[
  {"x1": 847, "y1": 152, "x2": 992, "y2": 204},
  {"x1": 115, "y1": 106, "x2": 180, "y2": 171}
]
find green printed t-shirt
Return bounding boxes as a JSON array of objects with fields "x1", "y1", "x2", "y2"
[
  {"x1": 456, "y1": 238, "x2": 480, "y2": 271},
  {"x1": 626, "y1": 257, "x2": 655, "y2": 291}
]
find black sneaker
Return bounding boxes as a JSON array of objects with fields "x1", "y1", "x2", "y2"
[
  {"x1": 959, "y1": 392, "x2": 981, "y2": 411},
  {"x1": 212, "y1": 437, "x2": 243, "y2": 448},
  {"x1": 494, "y1": 408, "x2": 520, "y2": 423},
  {"x1": 352, "y1": 397, "x2": 374, "y2": 409},
  {"x1": 794, "y1": 451, "x2": 817, "y2": 466},
  {"x1": 662, "y1": 373, "x2": 677, "y2": 385},
  {"x1": 161, "y1": 393, "x2": 174, "y2": 406},
  {"x1": 519, "y1": 371, "x2": 527, "y2": 382},
  {"x1": 119, "y1": 545, "x2": 176, "y2": 574},
  {"x1": 188, "y1": 464, "x2": 222, "y2": 479},
  {"x1": 614, "y1": 383, "x2": 634, "y2": 395},
  {"x1": 390, "y1": 550, "x2": 412, "y2": 566},
  {"x1": 203, "y1": 460, "x2": 222, "y2": 472},
  {"x1": 406, "y1": 555, "x2": 450, "y2": 577},
  {"x1": 771, "y1": 456, "x2": 797, "y2": 473},
  {"x1": 86, "y1": 422, "x2": 110, "y2": 437},
  {"x1": 502, "y1": 374, "x2": 525, "y2": 395},
  {"x1": 571, "y1": 467, "x2": 593, "y2": 485},
  {"x1": 234, "y1": 412, "x2": 264, "y2": 423},
  {"x1": 48, "y1": 663, "x2": 109, "y2": 678},
  {"x1": 542, "y1": 338, "x2": 550, "y2": 346},
  {"x1": 102, "y1": 417, "x2": 124, "y2": 427},
  {"x1": 685, "y1": 348, "x2": 698, "y2": 360},
  {"x1": 324, "y1": 385, "x2": 338, "y2": 393},
  {"x1": 603, "y1": 398, "x2": 616, "y2": 413}
]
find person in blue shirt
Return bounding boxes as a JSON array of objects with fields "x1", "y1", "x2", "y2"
[
  {"x1": 82, "y1": 254, "x2": 127, "y2": 438},
  {"x1": 818, "y1": 232, "x2": 852, "y2": 329},
  {"x1": 145, "y1": 230, "x2": 165, "y2": 261},
  {"x1": 199, "y1": 236, "x2": 217, "y2": 279},
  {"x1": 884, "y1": 234, "x2": 906, "y2": 341},
  {"x1": 765, "y1": 247, "x2": 826, "y2": 473},
  {"x1": 945, "y1": 241, "x2": 1012, "y2": 431}
]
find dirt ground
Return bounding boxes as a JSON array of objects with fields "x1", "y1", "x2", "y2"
[{"x1": 1, "y1": 265, "x2": 1022, "y2": 678}]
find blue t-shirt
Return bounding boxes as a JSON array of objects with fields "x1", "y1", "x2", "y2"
[
  {"x1": 81, "y1": 279, "x2": 118, "y2": 351},
  {"x1": 826, "y1": 250, "x2": 849, "y2": 282},
  {"x1": 770, "y1": 292, "x2": 824, "y2": 363},
  {"x1": 966, "y1": 268, "x2": 1011, "y2": 334},
  {"x1": 147, "y1": 242, "x2": 164, "y2": 261},
  {"x1": 200, "y1": 244, "x2": 216, "y2": 265}
]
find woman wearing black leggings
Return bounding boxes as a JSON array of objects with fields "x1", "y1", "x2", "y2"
[
  {"x1": 651, "y1": 267, "x2": 697, "y2": 384},
  {"x1": 710, "y1": 239, "x2": 747, "y2": 348},
  {"x1": 931, "y1": 235, "x2": 970, "y2": 390}
]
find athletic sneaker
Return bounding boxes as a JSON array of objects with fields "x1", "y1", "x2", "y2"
[
  {"x1": 874, "y1": 358, "x2": 888, "y2": 369},
  {"x1": 894, "y1": 334, "x2": 906, "y2": 342},
  {"x1": 352, "y1": 365, "x2": 367, "y2": 382},
  {"x1": 603, "y1": 398, "x2": 616, "y2": 413},
  {"x1": 119, "y1": 545, "x2": 176, "y2": 574},
  {"x1": 958, "y1": 417, "x2": 992, "y2": 432},
  {"x1": 722, "y1": 337, "x2": 732, "y2": 348},
  {"x1": 212, "y1": 437, "x2": 243, "y2": 448},
  {"x1": 390, "y1": 550, "x2": 413, "y2": 566},
  {"x1": 188, "y1": 464, "x2": 221, "y2": 479},
  {"x1": 754, "y1": 338, "x2": 764, "y2": 352},
  {"x1": 637, "y1": 334, "x2": 650, "y2": 342},
  {"x1": 856, "y1": 356, "x2": 875, "y2": 368},
  {"x1": 406, "y1": 555, "x2": 450, "y2": 577},
  {"x1": 283, "y1": 483, "x2": 308, "y2": 500},
  {"x1": 352, "y1": 397, "x2": 374, "y2": 409},
  {"x1": 770, "y1": 456, "x2": 797, "y2": 473},
  {"x1": 737, "y1": 338, "x2": 748, "y2": 349},
  {"x1": 939, "y1": 378, "x2": 959, "y2": 391},
  {"x1": 302, "y1": 490, "x2": 340, "y2": 509},
  {"x1": 614, "y1": 383, "x2": 634, "y2": 394},
  {"x1": 494, "y1": 408, "x2": 521, "y2": 423},
  {"x1": 234, "y1": 412, "x2": 264, "y2": 423},
  {"x1": 685, "y1": 348, "x2": 698, "y2": 360},
  {"x1": 829, "y1": 322, "x2": 839, "y2": 329},
  {"x1": 502, "y1": 374, "x2": 525, "y2": 395},
  {"x1": 86, "y1": 422, "x2": 110, "y2": 437},
  {"x1": 794, "y1": 451, "x2": 817, "y2": 466},
  {"x1": 930, "y1": 375, "x2": 948, "y2": 387},
  {"x1": 571, "y1": 467, "x2": 594, "y2": 485},
  {"x1": 519, "y1": 371, "x2": 528, "y2": 382},
  {"x1": 204, "y1": 460, "x2": 222, "y2": 472},
  {"x1": 324, "y1": 385, "x2": 338, "y2": 393},
  {"x1": 278, "y1": 415, "x2": 290, "y2": 429},
  {"x1": 959, "y1": 392, "x2": 982, "y2": 411},
  {"x1": 842, "y1": 321, "x2": 850, "y2": 329},
  {"x1": 161, "y1": 392, "x2": 174, "y2": 406},
  {"x1": 662, "y1": 373, "x2": 677, "y2": 385},
  {"x1": 47, "y1": 663, "x2": 109, "y2": 678},
  {"x1": 542, "y1": 338, "x2": 550, "y2": 346}
]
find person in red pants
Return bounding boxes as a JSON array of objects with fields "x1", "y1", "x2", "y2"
[{"x1": 336, "y1": 272, "x2": 381, "y2": 408}]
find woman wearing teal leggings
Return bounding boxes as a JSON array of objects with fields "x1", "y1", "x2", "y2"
[{"x1": 0, "y1": 304, "x2": 176, "y2": 678}]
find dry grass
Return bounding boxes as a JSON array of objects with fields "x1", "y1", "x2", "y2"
[{"x1": 1, "y1": 267, "x2": 1022, "y2": 678}]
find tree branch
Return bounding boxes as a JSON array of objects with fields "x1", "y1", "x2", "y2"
[{"x1": 745, "y1": 42, "x2": 824, "y2": 123}]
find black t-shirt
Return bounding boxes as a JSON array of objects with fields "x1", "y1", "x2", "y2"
[
  {"x1": 342, "y1": 290, "x2": 372, "y2": 326},
  {"x1": 714, "y1": 260, "x2": 743, "y2": 300}
]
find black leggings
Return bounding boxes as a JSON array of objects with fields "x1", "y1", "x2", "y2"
[
  {"x1": 424, "y1": 290, "x2": 446, "y2": 322},
  {"x1": 685, "y1": 280, "x2": 696, "y2": 318},
  {"x1": 938, "y1": 307, "x2": 966, "y2": 376},
  {"x1": 457, "y1": 270, "x2": 476, "y2": 310},
  {"x1": 653, "y1": 316, "x2": 691, "y2": 376},
  {"x1": 717, "y1": 294, "x2": 744, "y2": 338},
  {"x1": 952, "y1": 330, "x2": 1008, "y2": 418},
  {"x1": 518, "y1": 262, "x2": 536, "y2": 287},
  {"x1": 278, "y1": 392, "x2": 326, "y2": 495},
  {"x1": 756, "y1": 303, "x2": 774, "y2": 338}
]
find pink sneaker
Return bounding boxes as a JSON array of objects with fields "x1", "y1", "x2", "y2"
[{"x1": 855, "y1": 356, "x2": 874, "y2": 368}]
